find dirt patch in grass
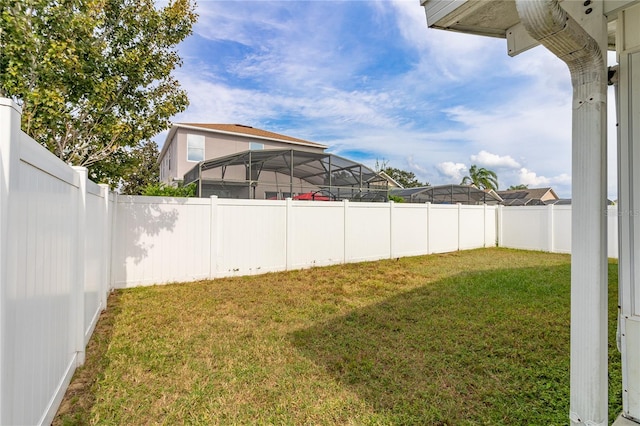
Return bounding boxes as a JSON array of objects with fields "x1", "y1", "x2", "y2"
[
  {"x1": 54, "y1": 291, "x2": 123, "y2": 425},
  {"x1": 54, "y1": 248, "x2": 621, "y2": 425}
]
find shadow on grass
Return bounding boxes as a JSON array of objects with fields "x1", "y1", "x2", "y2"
[
  {"x1": 53, "y1": 291, "x2": 124, "y2": 425},
  {"x1": 290, "y1": 263, "x2": 620, "y2": 425}
]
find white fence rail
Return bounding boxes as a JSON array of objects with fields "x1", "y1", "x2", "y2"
[{"x1": 0, "y1": 97, "x2": 622, "y2": 424}]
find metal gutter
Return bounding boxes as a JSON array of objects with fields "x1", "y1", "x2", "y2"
[{"x1": 515, "y1": 1, "x2": 608, "y2": 425}]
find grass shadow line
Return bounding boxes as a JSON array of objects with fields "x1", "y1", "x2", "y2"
[{"x1": 289, "y1": 263, "x2": 620, "y2": 424}]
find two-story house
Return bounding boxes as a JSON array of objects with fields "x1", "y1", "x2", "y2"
[
  {"x1": 158, "y1": 123, "x2": 328, "y2": 185},
  {"x1": 158, "y1": 123, "x2": 390, "y2": 200}
]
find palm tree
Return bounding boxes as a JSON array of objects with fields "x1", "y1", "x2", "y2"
[{"x1": 460, "y1": 164, "x2": 499, "y2": 191}]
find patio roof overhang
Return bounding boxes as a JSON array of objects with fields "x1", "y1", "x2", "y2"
[{"x1": 421, "y1": 0, "x2": 637, "y2": 56}]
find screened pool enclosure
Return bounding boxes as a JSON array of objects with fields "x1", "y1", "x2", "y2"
[
  {"x1": 390, "y1": 185, "x2": 502, "y2": 205},
  {"x1": 183, "y1": 149, "x2": 390, "y2": 201}
]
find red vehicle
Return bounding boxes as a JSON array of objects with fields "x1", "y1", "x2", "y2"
[{"x1": 293, "y1": 190, "x2": 334, "y2": 201}]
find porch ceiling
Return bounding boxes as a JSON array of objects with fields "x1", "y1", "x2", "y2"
[{"x1": 420, "y1": 0, "x2": 633, "y2": 52}]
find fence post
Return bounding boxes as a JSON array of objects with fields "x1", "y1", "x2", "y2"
[
  {"x1": 343, "y1": 199, "x2": 349, "y2": 263},
  {"x1": 547, "y1": 203, "x2": 555, "y2": 253},
  {"x1": 98, "y1": 184, "x2": 110, "y2": 311},
  {"x1": 426, "y1": 202, "x2": 431, "y2": 255},
  {"x1": 286, "y1": 197, "x2": 293, "y2": 270},
  {"x1": 209, "y1": 195, "x2": 218, "y2": 279},
  {"x1": 389, "y1": 200, "x2": 395, "y2": 259},
  {"x1": 0, "y1": 98, "x2": 22, "y2": 424},
  {"x1": 71, "y1": 166, "x2": 87, "y2": 366}
]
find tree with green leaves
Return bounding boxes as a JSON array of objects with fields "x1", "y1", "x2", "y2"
[
  {"x1": 0, "y1": 0, "x2": 196, "y2": 187},
  {"x1": 460, "y1": 164, "x2": 499, "y2": 191},
  {"x1": 508, "y1": 184, "x2": 529, "y2": 190},
  {"x1": 374, "y1": 159, "x2": 429, "y2": 188},
  {"x1": 120, "y1": 141, "x2": 161, "y2": 195},
  {"x1": 383, "y1": 167, "x2": 428, "y2": 188},
  {"x1": 143, "y1": 182, "x2": 196, "y2": 197}
]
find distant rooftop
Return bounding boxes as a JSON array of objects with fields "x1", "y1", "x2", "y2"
[
  {"x1": 496, "y1": 187, "x2": 558, "y2": 206},
  {"x1": 178, "y1": 123, "x2": 328, "y2": 149}
]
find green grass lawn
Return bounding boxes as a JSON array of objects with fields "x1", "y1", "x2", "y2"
[{"x1": 55, "y1": 248, "x2": 622, "y2": 425}]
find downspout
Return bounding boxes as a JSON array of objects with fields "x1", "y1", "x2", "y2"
[{"x1": 515, "y1": 1, "x2": 608, "y2": 425}]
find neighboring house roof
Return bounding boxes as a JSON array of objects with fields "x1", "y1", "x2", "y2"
[
  {"x1": 159, "y1": 123, "x2": 328, "y2": 160},
  {"x1": 496, "y1": 187, "x2": 559, "y2": 206},
  {"x1": 375, "y1": 171, "x2": 404, "y2": 189}
]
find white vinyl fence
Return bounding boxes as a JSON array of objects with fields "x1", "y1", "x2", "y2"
[
  {"x1": 113, "y1": 197, "x2": 497, "y2": 288},
  {"x1": 0, "y1": 99, "x2": 113, "y2": 425},
  {"x1": 0, "y1": 96, "x2": 622, "y2": 425},
  {"x1": 499, "y1": 204, "x2": 619, "y2": 258}
]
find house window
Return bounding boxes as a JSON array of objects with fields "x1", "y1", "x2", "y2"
[
  {"x1": 250, "y1": 142, "x2": 264, "y2": 150},
  {"x1": 187, "y1": 134, "x2": 205, "y2": 162}
]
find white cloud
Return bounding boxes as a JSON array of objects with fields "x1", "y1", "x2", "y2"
[
  {"x1": 166, "y1": 0, "x2": 618, "y2": 199},
  {"x1": 519, "y1": 168, "x2": 571, "y2": 187},
  {"x1": 470, "y1": 151, "x2": 521, "y2": 169},
  {"x1": 519, "y1": 168, "x2": 550, "y2": 186},
  {"x1": 436, "y1": 162, "x2": 467, "y2": 182}
]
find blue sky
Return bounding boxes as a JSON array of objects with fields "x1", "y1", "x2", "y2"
[{"x1": 161, "y1": 0, "x2": 619, "y2": 199}]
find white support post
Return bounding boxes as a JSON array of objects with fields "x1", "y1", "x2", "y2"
[
  {"x1": 72, "y1": 166, "x2": 88, "y2": 367},
  {"x1": 209, "y1": 195, "x2": 219, "y2": 279},
  {"x1": 615, "y1": 3, "x2": 640, "y2": 422},
  {"x1": 515, "y1": 1, "x2": 609, "y2": 423},
  {"x1": 566, "y1": 5, "x2": 609, "y2": 424},
  {"x1": 0, "y1": 98, "x2": 22, "y2": 425},
  {"x1": 568, "y1": 38, "x2": 609, "y2": 426}
]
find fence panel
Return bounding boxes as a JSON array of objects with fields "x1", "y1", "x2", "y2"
[
  {"x1": 84, "y1": 182, "x2": 107, "y2": 343},
  {"x1": 500, "y1": 206, "x2": 549, "y2": 251},
  {"x1": 484, "y1": 205, "x2": 497, "y2": 248},
  {"x1": 429, "y1": 205, "x2": 459, "y2": 253},
  {"x1": 215, "y1": 199, "x2": 287, "y2": 277},
  {"x1": 345, "y1": 202, "x2": 391, "y2": 262},
  {"x1": 392, "y1": 203, "x2": 428, "y2": 257},
  {"x1": 459, "y1": 205, "x2": 487, "y2": 250},
  {"x1": 551, "y1": 206, "x2": 572, "y2": 254},
  {"x1": 288, "y1": 201, "x2": 345, "y2": 268},
  {"x1": 113, "y1": 196, "x2": 211, "y2": 288}
]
